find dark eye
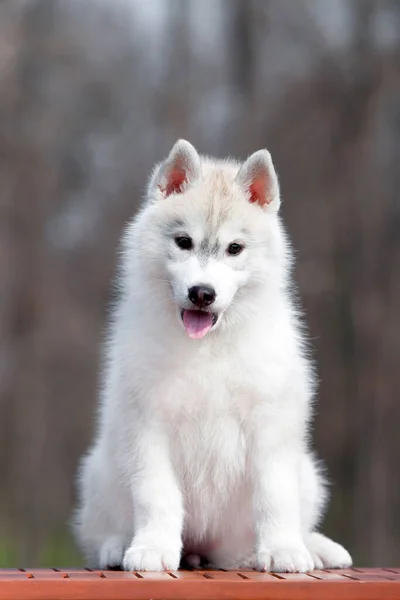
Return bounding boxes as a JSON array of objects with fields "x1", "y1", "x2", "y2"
[
  {"x1": 227, "y1": 242, "x2": 244, "y2": 256},
  {"x1": 175, "y1": 236, "x2": 193, "y2": 250}
]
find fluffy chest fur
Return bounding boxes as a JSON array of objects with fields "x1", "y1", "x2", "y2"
[{"x1": 112, "y1": 314, "x2": 306, "y2": 479}]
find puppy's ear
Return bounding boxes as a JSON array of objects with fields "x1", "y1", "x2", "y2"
[
  {"x1": 236, "y1": 150, "x2": 280, "y2": 211},
  {"x1": 148, "y1": 139, "x2": 200, "y2": 200}
]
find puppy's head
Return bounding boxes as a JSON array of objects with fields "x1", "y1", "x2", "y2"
[{"x1": 132, "y1": 140, "x2": 289, "y2": 338}]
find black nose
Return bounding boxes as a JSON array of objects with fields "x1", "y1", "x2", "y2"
[{"x1": 188, "y1": 285, "x2": 216, "y2": 308}]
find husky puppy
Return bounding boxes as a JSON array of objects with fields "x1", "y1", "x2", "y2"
[{"x1": 72, "y1": 140, "x2": 352, "y2": 572}]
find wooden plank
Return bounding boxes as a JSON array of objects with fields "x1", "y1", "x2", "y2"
[
  {"x1": 201, "y1": 571, "x2": 249, "y2": 580},
  {"x1": 0, "y1": 579, "x2": 400, "y2": 600},
  {"x1": 23, "y1": 571, "x2": 67, "y2": 580},
  {"x1": 99, "y1": 571, "x2": 141, "y2": 580},
  {"x1": 167, "y1": 571, "x2": 208, "y2": 579},
  {"x1": 268, "y1": 572, "x2": 317, "y2": 581},
  {"x1": 133, "y1": 571, "x2": 176, "y2": 580},
  {"x1": 323, "y1": 568, "x2": 361, "y2": 578},
  {"x1": 324, "y1": 568, "x2": 397, "y2": 581},
  {"x1": 235, "y1": 571, "x2": 280, "y2": 581},
  {"x1": 0, "y1": 569, "x2": 399, "y2": 600},
  {"x1": 310, "y1": 570, "x2": 355, "y2": 580}
]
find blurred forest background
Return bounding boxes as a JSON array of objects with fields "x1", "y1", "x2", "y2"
[{"x1": 0, "y1": 0, "x2": 399, "y2": 567}]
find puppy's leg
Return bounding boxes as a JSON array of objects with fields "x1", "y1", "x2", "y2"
[
  {"x1": 300, "y1": 454, "x2": 352, "y2": 569},
  {"x1": 123, "y1": 427, "x2": 183, "y2": 571},
  {"x1": 299, "y1": 452, "x2": 328, "y2": 534},
  {"x1": 73, "y1": 448, "x2": 132, "y2": 569},
  {"x1": 250, "y1": 418, "x2": 314, "y2": 573}
]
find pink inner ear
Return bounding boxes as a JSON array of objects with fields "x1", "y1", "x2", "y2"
[
  {"x1": 249, "y1": 179, "x2": 270, "y2": 206},
  {"x1": 162, "y1": 168, "x2": 186, "y2": 196}
]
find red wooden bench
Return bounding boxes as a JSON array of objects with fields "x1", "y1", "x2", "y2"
[{"x1": 0, "y1": 568, "x2": 399, "y2": 600}]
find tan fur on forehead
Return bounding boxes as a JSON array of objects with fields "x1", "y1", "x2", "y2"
[
  {"x1": 202, "y1": 160, "x2": 238, "y2": 196},
  {"x1": 150, "y1": 155, "x2": 262, "y2": 238},
  {"x1": 198, "y1": 158, "x2": 244, "y2": 227},
  {"x1": 201, "y1": 158, "x2": 241, "y2": 189}
]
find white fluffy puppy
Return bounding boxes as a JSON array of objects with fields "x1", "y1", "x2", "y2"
[{"x1": 73, "y1": 140, "x2": 352, "y2": 573}]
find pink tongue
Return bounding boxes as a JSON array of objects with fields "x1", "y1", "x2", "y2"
[{"x1": 183, "y1": 310, "x2": 213, "y2": 339}]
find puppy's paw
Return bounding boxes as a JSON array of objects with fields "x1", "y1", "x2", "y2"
[
  {"x1": 99, "y1": 536, "x2": 126, "y2": 569},
  {"x1": 256, "y1": 542, "x2": 314, "y2": 573},
  {"x1": 123, "y1": 543, "x2": 180, "y2": 571},
  {"x1": 307, "y1": 532, "x2": 352, "y2": 569}
]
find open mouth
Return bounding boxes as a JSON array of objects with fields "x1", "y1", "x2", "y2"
[{"x1": 181, "y1": 309, "x2": 218, "y2": 339}]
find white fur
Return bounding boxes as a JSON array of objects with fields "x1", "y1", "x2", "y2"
[{"x1": 72, "y1": 140, "x2": 352, "y2": 572}]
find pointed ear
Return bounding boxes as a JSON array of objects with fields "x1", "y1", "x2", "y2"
[
  {"x1": 150, "y1": 139, "x2": 200, "y2": 199},
  {"x1": 236, "y1": 149, "x2": 280, "y2": 211}
]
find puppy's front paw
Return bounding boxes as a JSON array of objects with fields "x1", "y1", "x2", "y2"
[
  {"x1": 123, "y1": 543, "x2": 180, "y2": 571},
  {"x1": 256, "y1": 542, "x2": 314, "y2": 573}
]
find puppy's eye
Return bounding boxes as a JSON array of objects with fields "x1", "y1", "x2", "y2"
[
  {"x1": 227, "y1": 242, "x2": 244, "y2": 256},
  {"x1": 175, "y1": 236, "x2": 193, "y2": 250}
]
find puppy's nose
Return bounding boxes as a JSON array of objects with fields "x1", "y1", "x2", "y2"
[{"x1": 188, "y1": 285, "x2": 216, "y2": 308}]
